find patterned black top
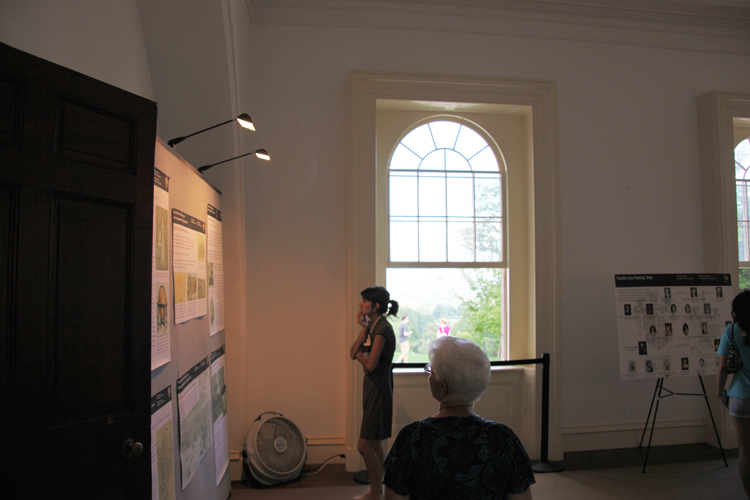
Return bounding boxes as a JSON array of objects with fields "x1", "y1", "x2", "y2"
[
  {"x1": 362, "y1": 316, "x2": 396, "y2": 380},
  {"x1": 359, "y1": 317, "x2": 397, "y2": 439},
  {"x1": 383, "y1": 416, "x2": 535, "y2": 499}
]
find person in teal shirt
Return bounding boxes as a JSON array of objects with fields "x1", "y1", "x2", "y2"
[{"x1": 717, "y1": 290, "x2": 750, "y2": 498}]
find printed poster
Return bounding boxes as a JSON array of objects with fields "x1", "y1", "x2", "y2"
[
  {"x1": 207, "y1": 205, "x2": 225, "y2": 336},
  {"x1": 615, "y1": 274, "x2": 733, "y2": 379},
  {"x1": 172, "y1": 209, "x2": 208, "y2": 324},
  {"x1": 152, "y1": 168, "x2": 171, "y2": 369},
  {"x1": 177, "y1": 357, "x2": 213, "y2": 490},
  {"x1": 151, "y1": 385, "x2": 175, "y2": 500},
  {"x1": 210, "y1": 345, "x2": 229, "y2": 484}
]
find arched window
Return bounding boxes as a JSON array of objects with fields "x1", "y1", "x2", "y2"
[
  {"x1": 384, "y1": 118, "x2": 509, "y2": 360},
  {"x1": 388, "y1": 120, "x2": 505, "y2": 265}
]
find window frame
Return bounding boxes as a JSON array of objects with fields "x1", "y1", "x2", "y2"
[{"x1": 346, "y1": 71, "x2": 562, "y2": 470}]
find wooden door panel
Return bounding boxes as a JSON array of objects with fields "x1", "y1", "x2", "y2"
[
  {"x1": 0, "y1": 42, "x2": 156, "y2": 499},
  {"x1": 0, "y1": 183, "x2": 19, "y2": 442},
  {"x1": 0, "y1": 74, "x2": 23, "y2": 146},
  {"x1": 49, "y1": 194, "x2": 133, "y2": 424},
  {"x1": 55, "y1": 96, "x2": 137, "y2": 173}
]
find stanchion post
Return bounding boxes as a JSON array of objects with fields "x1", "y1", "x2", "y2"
[{"x1": 531, "y1": 353, "x2": 563, "y2": 473}]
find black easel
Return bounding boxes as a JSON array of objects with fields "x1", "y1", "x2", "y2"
[{"x1": 638, "y1": 375, "x2": 728, "y2": 472}]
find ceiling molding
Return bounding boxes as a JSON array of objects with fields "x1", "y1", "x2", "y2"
[{"x1": 246, "y1": 0, "x2": 750, "y2": 54}]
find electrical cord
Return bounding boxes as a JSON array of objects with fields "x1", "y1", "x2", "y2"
[{"x1": 301, "y1": 454, "x2": 346, "y2": 475}]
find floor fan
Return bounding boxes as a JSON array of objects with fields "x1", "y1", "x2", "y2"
[{"x1": 242, "y1": 412, "x2": 308, "y2": 487}]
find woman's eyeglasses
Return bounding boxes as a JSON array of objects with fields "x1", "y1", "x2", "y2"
[{"x1": 424, "y1": 363, "x2": 431, "y2": 375}]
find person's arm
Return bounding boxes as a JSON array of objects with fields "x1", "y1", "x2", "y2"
[
  {"x1": 350, "y1": 311, "x2": 370, "y2": 360},
  {"x1": 384, "y1": 486, "x2": 410, "y2": 500},
  {"x1": 508, "y1": 488, "x2": 533, "y2": 500},
  {"x1": 356, "y1": 334, "x2": 386, "y2": 373},
  {"x1": 717, "y1": 354, "x2": 729, "y2": 408}
]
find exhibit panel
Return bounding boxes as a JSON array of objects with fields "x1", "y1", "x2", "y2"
[
  {"x1": 150, "y1": 138, "x2": 230, "y2": 500},
  {"x1": 615, "y1": 274, "x2": 733, "y2": 380}
]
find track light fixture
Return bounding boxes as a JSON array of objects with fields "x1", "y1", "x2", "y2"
[
  {"x1": 198, "y1": 149, "x2": 271, "y2": 173},
  {"x1": 167, "y1": 113, "x2": 255, "y2": 148}
]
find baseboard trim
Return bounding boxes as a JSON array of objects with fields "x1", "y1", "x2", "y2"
[{"x1": 562, "y1": 419, "x2": 707, "y2": 452}]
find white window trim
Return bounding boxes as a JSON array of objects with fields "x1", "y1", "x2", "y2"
[
  {"x1": 697, "y1": 91, "x2": 750, "y2": 450},
  {"x1": 345, "y1": 71, "x2": 562, "y2": 470}
]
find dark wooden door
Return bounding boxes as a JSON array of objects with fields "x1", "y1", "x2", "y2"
[{"x1": 0, "y1": 43, "x2": 156, "y2": 499}]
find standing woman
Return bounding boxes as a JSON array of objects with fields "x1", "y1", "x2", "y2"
[
  {"x1": 717, "y1": 290, "x2": 750, "y2": 499},
  {"x1": 351, "y1": 286, "x2": 399, "y2": 500}
]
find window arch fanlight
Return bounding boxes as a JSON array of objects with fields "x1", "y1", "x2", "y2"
[{"x1": 388, "y1": 118, "x2": 507, "y2": 266}]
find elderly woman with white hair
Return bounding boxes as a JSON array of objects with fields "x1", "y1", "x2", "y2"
[{"x1": 383, "y1": 336, "x2": 535, "y2": 500}]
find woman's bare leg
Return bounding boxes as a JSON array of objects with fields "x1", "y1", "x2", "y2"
[
  {"x1": 732, "y1": 415, "x2": 750, "y2": 498},
  {"x1": 356, "y1": 438, "x2": 384, "y2": 499}
]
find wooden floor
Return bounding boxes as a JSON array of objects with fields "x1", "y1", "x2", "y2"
[
  {"x1": 232, "y1": 464, "x2": 356, "y2": 490},
  {"x1": 232, "y1": 442, "x2": 738, "y2": 491}
]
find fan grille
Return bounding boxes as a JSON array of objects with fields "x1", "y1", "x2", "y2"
[{"x1": 255, "y1": 417, "x2": 306, "y2": 474}]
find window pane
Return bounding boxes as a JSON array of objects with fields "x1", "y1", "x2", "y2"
[
  {"x1": 445, "y1": 149, "x2": 471, "y2": 171},
  {"x1": 454, "y1": 126, "x2": 487, "y2": 159},
  {"x1": 390, "y1": 220, "x2": 418, "y2": 261},
  {"x1": 448, "y1": 221, "x2": 474, "y2": 261},
  {"x1": 385, "y1": 267, "x2": 505, "y2": 361},
  {"x1": 391, "y1": 144, "x2": 422, "y2": 170},
  {"x1": 390, "y1": 173, "x2": 418, "y2": 216},
  {"x1": 738, "y1": 182, "x2": 747, "y2": 224},
  {"x1": 740, "y1": 223, "x2": 748, "y2": 262},
  {"x1": 475, "y1": 176, "x2": 501, "y2": 217},
  {"x1": 400, "y1": 124, "x2": 434, "y2": 158},
  {"x1": 476, "y1": 220, "x2": 503, "y2": 261},
  {"x1": 470, "y1": 146, "x2": 500, "y2": 172},
  {"x1": 446, "y1": 174, "x2": 473, "y2": 217},
  {"x1": 741, "y1": 268, "x2": 750, "y2": 292},
  {"x1": 419, "y1": 221, "x2": 446, "y2": 261},
  {"x1": 419, "y1": 174, "x2": 446, "y2": 216},
  {"x1": 421, "y1": 150, "x2": 446, "y2": 171},
  {"x1": 430, "y1": 121, "x2": 460, "y2": 149},
  {"x1": 737, "y1": 139, "x2": 750, "y2": 172}
]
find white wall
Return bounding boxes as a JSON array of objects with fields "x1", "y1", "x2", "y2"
[
  {"x1": 238, "y1": 20, "x2": 750, "y2": 456},
  {"x1": 4, "y1": 0, "x2": 750, "y2": 478},
  {"x1": 0, "y1": 0, "x2": 154, "y2": 100}
]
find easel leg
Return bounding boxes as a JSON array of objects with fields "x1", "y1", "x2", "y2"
[
  {"x1": 639, "y1": 378, "x2": 661, "y2": 449},
  {"x1": 642, "y1": 378, "x2": 663, "y2": 473},
  {"x1": 698, "y1": 375, "x2": 729, "y2": 467}
]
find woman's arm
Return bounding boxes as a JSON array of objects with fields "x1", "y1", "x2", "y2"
[
  {"x1": 717, "y1": 354, "x2": 729, "y2": 407},
  {"x1": 508, "y1": 487, "x2": 533, "y2": 500},
  {"x1": 350, "y1": 325, "x2": 368, "y2": 360},
  {"x1": 356, "y1": 334, "x2": 386, "y2": 373},
  {"x1": 384, "y1": 486, "x2": 410, "y2": 500},
  {"x1": 350, "y1": 311, "x2": 370, "y2": 360}
]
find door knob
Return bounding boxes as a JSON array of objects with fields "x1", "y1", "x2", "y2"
[{"x1": 122, "y1": 438, "x2": 144, "y2": 458}]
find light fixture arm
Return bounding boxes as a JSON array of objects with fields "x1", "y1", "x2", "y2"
[
  {"x1": 167, "y1": 113, "x2": 255, "y2": 148},
  {"x1": 198, "y1": 149, "x2": 270, "y2": 173},
  {"x1": 168, "y1": 119, "x2": 233, "y2": 148}
]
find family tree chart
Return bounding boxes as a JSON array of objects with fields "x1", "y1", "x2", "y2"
[{"x1": 615, "y1": 274, "x2": 733, "y2": 380}]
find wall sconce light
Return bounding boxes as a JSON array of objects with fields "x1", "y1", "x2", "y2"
[
  {"x1": 198, "y1": 149, "x2": 271, "y2": 173},
  {"x1": 167, "y1": 113, "x2": 255, "y2": 148}
]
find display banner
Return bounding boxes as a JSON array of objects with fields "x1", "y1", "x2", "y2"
[
  {"x1": 172, "y1": 208, "x2": 208, "y2": 324},
  {"x1": 615, "y1": 273, "x2": 733, "y2": 379},
  {"x1": 151, "y1": 386, "x2": 175, "y2": 500},
  {"x1": 207, "y1": 204, "x2": 225, "y2": 336},
  {"x1": 152, "y1": 168, "x2": 171, "y2": 369},
  {"x1": 177, "y1": 357, "x2": 213, "y2": 490}
]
